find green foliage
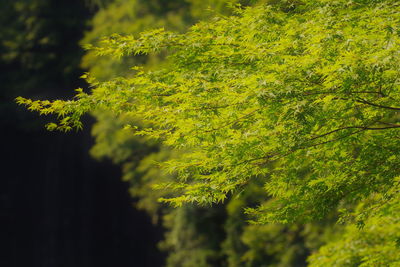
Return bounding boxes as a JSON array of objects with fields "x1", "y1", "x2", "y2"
[
  {"x1": 1, "y1": 0, "x2": 88, "y2": 130},
  {"x1": 80, "y1": 0, "x2": 247, "y2": 81},
  {"x1": 80, "y1": 2, "x2": 269, "y2": 265},
  {"x1": 160, "y1": 204, "x2": 227, "y2": 267},
  {"x1": 309, "y1": 194, "x2": 400, "y2": 266},
  {"x1": 18, "y1": 0, "x2": 400, "y2": 265}
]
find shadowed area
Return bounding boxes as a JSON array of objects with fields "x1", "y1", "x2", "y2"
[{"x1": 0, "y1": 0, "x2": 164, "y2": 266}]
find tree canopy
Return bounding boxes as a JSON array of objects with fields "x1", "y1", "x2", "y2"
[{"x1": 18, "y1": 0, "x2": 400, "y2": 265}]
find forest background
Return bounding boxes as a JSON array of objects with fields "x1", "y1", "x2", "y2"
[{"x1": 4, "y1": 0, "x2": 400, "y2": 266}]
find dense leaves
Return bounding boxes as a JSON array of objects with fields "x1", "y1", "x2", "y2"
[{"x1": 18, "y1": 0, "x2": 400, "y2": 265}]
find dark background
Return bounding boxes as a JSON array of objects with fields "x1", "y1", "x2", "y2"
[{"x1": 0, "y1": 0, "x2": 164, "y2": 266}]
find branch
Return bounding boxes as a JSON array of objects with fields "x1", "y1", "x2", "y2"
[
  {"x1": 247, "y1": 123, "x2": 400, "y2": 166},
  {"x1": 355, "y1": 98, "x2": 400, "y2": 111},
  {"x1": 204, "y1": 109, "x2": 260, "y2": 133},
  {"x1": 309, "y1": 124, "x2": 400, "y2": 142}
]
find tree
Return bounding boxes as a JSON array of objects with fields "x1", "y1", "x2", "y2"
[{"x1": 18, "y1": 0, "x2": 400, "y2": 265}]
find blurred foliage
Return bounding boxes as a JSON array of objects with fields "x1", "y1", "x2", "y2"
[
  {"x1": 309, "y1": 193, "x2": 400, "y2": 266},
  {"x1": 0, "y1": 0, "x2": 89, "y2": 130},
  {"x1": 0, "y1": 0, "x2": 88, "y2": 96}
]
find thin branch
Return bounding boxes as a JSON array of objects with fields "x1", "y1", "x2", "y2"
[
  {"x1": 246, "y1": 123, "x2": 400, "y2": 166},
  {"x1": 303, "y1": 91, "x2": 385, "y2": 96},
  {"x1": 309, "y1": 124, "x2": 400, "y2": 142},
  {"x1": 355, "y1": 97, "x2": 400, "y2": 111},
  {"x1": 190, "y1": 103, "x2": 242, "y2": 111},
  {"x1": 304, "y1": 128, "x2": 367, "y2": 149},
  {"x1": 204, "y1": 109, "x2": 260, "y2": 133}
]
